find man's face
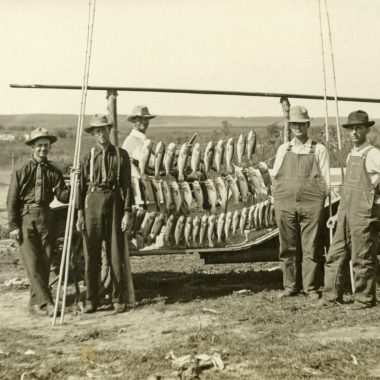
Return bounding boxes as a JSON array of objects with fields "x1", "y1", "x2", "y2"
[
  {"x1": 289, "y1": 122, "x2": 309, "y2": 140},
  {"x1": 133, "y1": 117, "x2": 150, "y2": 134},
  {"x1": 32, "y1": 137, "x2": 51, "y2": 159},
  {"x1": 349, "y1": 124, "x2": 369, "y2": 145},
  {"x1": 92, "y1": 125, "x2": 110, "y2": 145}
]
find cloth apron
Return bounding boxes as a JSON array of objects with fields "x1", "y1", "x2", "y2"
[
  {"x1": 324, "y1": 147, "x2": 380, "y2": 306},
  {"x1": 273, "y1": 142, "x2": 326, "y2": 293}
]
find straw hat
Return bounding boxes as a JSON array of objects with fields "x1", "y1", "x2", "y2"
[
  {"x1": 25, "y1": 127, "x2": 57, "y2": 146},
  {"x1": 127, "y1": 106, "x2": 156, "y2": 122},
  {"x1": 84, "y1": 114, "x2": 112, "y2": 133},
  {"x1": 342, "y1": 110, "x2": 375, "y2": 129},
  {"x1": 288, "y1": 106, "x2": 311, "y2": 123}
]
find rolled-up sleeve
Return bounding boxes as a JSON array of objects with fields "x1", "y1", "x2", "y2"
[
  {"x1": 316, "y1": 144, "x2": 331, "y2": 193},
  {"x1": 271, "y1": 143, "x2": 288, "y2": 177}
]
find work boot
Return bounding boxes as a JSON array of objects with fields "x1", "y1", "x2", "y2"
[
  {"x1": 305, "y1": 291, "x2": 321, "y2": 301},
  {"x1": 346, "y1": 302, "x2": 374, "y2": 310},
  {"x1": 113, "y1": 303, "x2": 125, "y2": 313},
  {"x1": 278, "y1": 290, "x2": 299, "y2": 299},
  {"x1": 83, "y1": 303, "x2": 97, "y2": 314},
  {"x1": 311, "y1": 298, "x2": 343, "y2": 308},
  {"x1": 29, "y1": 305, "x2": 48, "y2": 316}
]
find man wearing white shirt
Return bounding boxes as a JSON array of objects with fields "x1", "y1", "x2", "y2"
[
  {"x1": 261, "y1": 105, "x2": 330, "y2": 299},
  {"x1": 321, "y1": 110, "x2": 380, "y2": 309}
]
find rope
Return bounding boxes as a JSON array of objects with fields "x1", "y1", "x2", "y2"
[{"x1": 53, "y1": 0, "x2": 97, "y2": 326}]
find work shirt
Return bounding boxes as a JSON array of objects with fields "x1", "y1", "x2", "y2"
[
  {"x1": 78, "y1": 143, "x2": 133, "y2": 211},
  {"x1": 347, "y1": 141, "x2": 380, "y2": 204},
  {"x1": 7, "y1": 158, "x2": 70, "y2": 231},
  {"x1": 272, "y1": 138, "x2": 330, "y2": 193},
  {"x1": 122, "y1": 129, "x2": 147, "y2": 179}
]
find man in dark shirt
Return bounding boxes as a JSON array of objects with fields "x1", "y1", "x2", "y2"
[
  {"x1": 7, "y1": 128, "x2": 70, "y2": 317},
  {"x1": 76, "y1": 114, "x2": 133, "y2": 313}
]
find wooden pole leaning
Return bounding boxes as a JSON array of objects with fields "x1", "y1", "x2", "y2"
[{"x1": 280, "y1": 96, "x2": 291, "y2": 143}]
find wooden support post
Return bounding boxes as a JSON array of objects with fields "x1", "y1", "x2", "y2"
[
  {"x1": 280, "y1": 96, "x2": 291, "y2": 143},
  {"x1": 107, "y1": 90, "x2": 119, "y2": 146}
]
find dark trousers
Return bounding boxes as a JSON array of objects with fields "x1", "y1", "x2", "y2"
[
  {"x1": 83, "y1": 191, "x2": 124, "y2": 306},
  {"x1": 19, "y1": 207, "x2": 54, "y2": 307},
  {"x1": 275, "y1": 203, "x2": 324, "y2": 293}
]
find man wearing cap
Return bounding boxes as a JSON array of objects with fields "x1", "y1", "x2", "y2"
[
  {"x1": 320, "y1": 110, "x2": 380, "y2": 309},
  {"x1": 260, "y1": 105, "x2": 330, "y2": 299},
  {"x1": 7, "y1": 128, "x2": 70, "y2": 316},
  {"x1": 76, "y1": 114, "x2": 133, "y2": 313}
]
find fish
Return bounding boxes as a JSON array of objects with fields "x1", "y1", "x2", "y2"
[
  {"x1": 154, "y1": 141, "x2": 165, "y2": 177},
  {"x1": 258, "y1": 201, "x2": 266, "y2": 229},
  {"x1": 248, "y1": 204, "x2": 256, "y2": 229},
  {"x1": 204, "y1": 179, "x2": 217, "y2": 213},
  {"x1": 247, "y1": 130, "x2": 257, "y2": 159},
  {"x1": 232, "y1": 210, "x2": 241, "y2": 235},
  {"x1": 139, "y1": 139, "x2": 153, "y2": 177},
  {"x1": 199, "y1": 215, "x2": 208, "y2": 246},
  {"x1": 127, "y1": 206, "x2": 138, "y2": 238},
  {"x1": 240, "y1": 207, "x2": 248, "y2": 233},
  {"x1": 161, "y1": 180, "x2": 173, "y2": 211},
  {"x1": 208, "y1": 215, "x2": 216, "y2": 248},
  {"x1": 192, "y1": 180, "x2": 204, "y2": 209},
  {"x1": 143, "y1": 212, "x2": 156, "y2": 241},
  {"x1": 224, "y1": 211, "x2": 233, "y2": 239},
  {"x1": 237, "y1": 134, "x2": 246, "y2": 164},
  {"x1": 217, "y1": 213, "x2": 226, "y2": 243},
  {"x1": 184, "y1": 217, "x2": 192, "y2": 247},
  {"x1": 164, "y1": 143, "x2": 176, "y2": 176},
  {"x1": 149, "y1": 213, "x2": 165, "y2": 242},
  {"x1": 192, "y1": 216, "x2": 201, "y2": 246},
  {"x1": 253, "y1": 202, "x2": 261, "y2": 229},
  {"x1": 236, "y1": 171, "x2": 249, "y2": 203},
  {"x1": 225, "y1": 175, "x2": 240, "y2": 204},
  {"x1": 177, "y1": 142, "x2": 190, "y2": 181},
  {"x1": 170, "y1": 181, "x2": 183, "y2": 212},
  {"x1": 262, "y1": 200, "x2": 270, "y2": 227},
  {"x1": 164, "y1": 214, "x2": 175, "y2": 245},
  {"x1": 190, "y1": 142, "x2": 201, "y2": 175},
  {"x1": 204, "y1": 141, "x2": 214, "y2": 172},
  {"x1": 214, "y1": 139, "x2": 225, "y2": 173},
  {"x1": 134, "y1": 208, "x2": 147, "y2": 235},
  {"x1": 178, "y1": 181, "x2": 193, "y2": 209},
  {"x1": 271, "y1": 204, "x2": 276, "y2": 226},
  {"x1": 151, "y1": 179, "x2": 164, "y2": 206},
  {"x1": 215, "y1": 177, "x2": 228, "y2": 210},
  {"x1": 248, "y1": 167, "x2": 266, "y2": 200},
  {"x1": 225, "y1": 137, "x2": 235, "y2": 173},
  {"x1": 174, "y1": 215, "x2": 186, "y2": 246}
]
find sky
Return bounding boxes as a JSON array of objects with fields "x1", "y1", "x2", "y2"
[{"x1": 1, "y1": 0, "x2": 380, "y2": 118}]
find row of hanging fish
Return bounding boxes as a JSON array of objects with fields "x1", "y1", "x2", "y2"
[
  {"x1": 138, "y1": 130, "x2": 257, "y2": 180},
  {"x1": 127, "y1": 200, "x2": 276, "y2": 248}
]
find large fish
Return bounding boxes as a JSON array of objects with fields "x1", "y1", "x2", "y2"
[
  {"x1": 184, "y1": 217, "x2": 192, "y2": 247},
  {"x1": 170, "y1": 181, "x2": 183, "y2": 212},
  {"x1": 248, "y1": 167, "x2": 266, "y2": 201},
  {"x1": 225, "y1": 137, "x2": 235, "y2": 174},
  {"x1": 161, "y1": 180, "x2": 173, "y2": 211},
  {"x1": 204, "y1": 141, "x2": 214, "y2": 172},
  {"x1": 224, "y1": 211, "x2": 233, "y2": 239},
  {"x1": 149, "y1": 213, "x2": 165, "y2": 242},
  {"x1": 236, "y1": 171, "x2": 249, "y2": 203},
  {"x1": 164, "y1": 143, "x2": 176, "y2": 176},
  {"x1": 199, "y1": 215, "x2": 208, "y2": 246},
  {"x1": 151, "y1": 178, "x2": 164, "y2": 206},
  {"x1": 192, "y1": 180, "x2": 204, "y2": 209},
  {"x1": 204, "y1": 179, "x2": 217, "y2": 213},
  {"x1": 240, "y1": 207, "x2": 248, "y2": 233},
  {"x1": 225, "y1": 175, "x2": 240, "y2": 204},
  {"x1": 217, "y1": 213, "x2": 226, "y2": 243},
  {"x1": 174, "y1": 215, "x2": 186, "y2": 246},
  {"x1": 263, "y1": 200, "x2": 271, "y2": 227},
  {"x1": 248, "y1": 204, "x2": 256, "y2": 229},
  {"x1": 127, "y1": 206, "x2": 138, "y2": 238},
  {"x1": 247, "y1": 130, "x2": 256, "y2": 159},
  {"x1": 253, "y1": 202, "x2": 261, "y2": 229},
  {"x1": 135, "y1": 208, "x2": 148, "y2": 234},
  {"x1": 178, "y1": 181, "x2": 193, "y2": 209},
  {"x1": 232, "y1": 210, "x2": 241, "y2": 235},
  {"x1": 236, "y1": 134, "x2": 246, "y2": 165},
  {"x1": 208, "y1": 215, "x2": 216, "y2": 248},
  {"x1": 164, "y1": 214, "x2": 175, "y2": 245},
  {"x1": 215, "y1": 177, "x2": 228, "y2": 210},
  {"x1": 143, "y1": 211, "x2": 156, "y2": 241},
  {"x1": 177, "y1": 142, "x2": 190, "y2": 181},
  {"x1": 190, "y1": 142, "x2": 201, "y2": 175},
  {"x1": 154, "y1": 141, "x2": 165, "y2": 177},
  {"x1": 139, "y1": 139, "x2": 153, "y2": 177},
  {"x1": 214, "y1": 139, "x2": 225, "y2": 173},
  {"x1": 258, "y1": 201, "x2": 266, "y2": 229},
  {"x1": 192, "y1": 216, "x2": 201, "y2": 246}
]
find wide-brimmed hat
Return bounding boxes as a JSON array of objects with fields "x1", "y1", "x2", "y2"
[
  {"x1": 342, "y1": 110, "x2": 375, "y2": 129},
  {"x1": 127, "y1": 106, "x2": 156, "y2": 122},
  {"x1": 25, "y1": 127, "x2": 57, "y2": 146},
  {"x1": 288, "y1": 105, "x2": 311, "y2": 123},
  {"x1": 84, "y1": 114, "x2": 112, "y2": 133}
]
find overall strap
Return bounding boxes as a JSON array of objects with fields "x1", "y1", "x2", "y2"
[{"x1": 89, "y1": 147, "x2": 95, "y2": 192}]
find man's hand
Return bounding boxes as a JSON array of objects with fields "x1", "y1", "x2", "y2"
[
  {"x1": 9, "y1": 228, "x2": 21, "y2": 242},
  {"x1": 258, "y1": 162, "x2": 269, "y2": 173},
  {"x1": 121, "y1": 211, "x2": 131, "y2": 232},
  {"x1": 76, "y1": 210, "x2": 85, "y2": 232},
  {"x1": 326, "y1": 214, "x2": 338, "y2": 229}
]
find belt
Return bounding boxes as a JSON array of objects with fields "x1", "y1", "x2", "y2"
[{"x1": 89, "y1": 185, "x2": 115, "y2": 193}]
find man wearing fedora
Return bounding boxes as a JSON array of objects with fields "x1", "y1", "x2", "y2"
[
  {"x1": 260, "y1": 105, "x2": 330, "y2": 299},
  {"x1": 76, "y1": 114, "x2": 133, "y2": 314},
  {"x1": 7, "y1": 128, "x2": 70, "y2": 316},
  {"x1": 321, "y1": 110, "x2": 380, "y2": 309}
]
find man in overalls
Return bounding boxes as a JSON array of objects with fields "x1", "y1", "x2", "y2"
[
  {"x1": 7, "y1": 128, "x2": 70, "y2": 316},
  {"x1": 321, "y1": 110, "x2": 380, "y2": 309},
  {"x1": 270, "y1": 105, "x2": 330, "y2": 299},
  {"x1": 76, "y1": 115, "x2": 133, "y2": 313}
]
